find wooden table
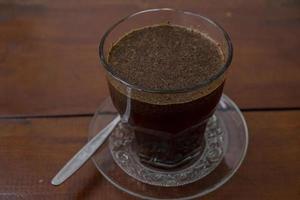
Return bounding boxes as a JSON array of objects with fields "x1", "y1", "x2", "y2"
[{"x1": 0, "y1": 0, "x2": 299, "y2": 199}]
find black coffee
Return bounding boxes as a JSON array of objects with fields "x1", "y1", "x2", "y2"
[{"x1": 108, "y1": 24, "x2": 224, "y2": 169}]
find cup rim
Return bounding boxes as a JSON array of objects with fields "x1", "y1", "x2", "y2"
[{"x1": 99, "y1": 8, "x2": 233, "y2": 94}]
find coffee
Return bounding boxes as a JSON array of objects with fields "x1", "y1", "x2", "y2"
[{"x1": 107, "y1": 24, "x2": 225, "y2": 169}]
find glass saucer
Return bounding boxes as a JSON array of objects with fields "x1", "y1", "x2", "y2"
[{"x1": 88, "y1": 95, "x2": 248, "y2": 200}]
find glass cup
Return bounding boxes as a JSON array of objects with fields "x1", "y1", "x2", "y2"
[{"x1": 99, "y1": 8, "x2": 233, "y2": 170}]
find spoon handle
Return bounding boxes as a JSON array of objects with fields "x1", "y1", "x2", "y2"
[{"x1": 51, "y1": 115, "x2": 120, "y2": 186}]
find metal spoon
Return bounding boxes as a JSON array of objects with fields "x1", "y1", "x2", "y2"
[{"x1": 51, "y1": 115, "x2": 121, "y2": 186}]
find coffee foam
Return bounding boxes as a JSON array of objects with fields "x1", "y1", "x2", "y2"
[{"x1": 108, "y1": 24, "x2": 225, "y2": 92}]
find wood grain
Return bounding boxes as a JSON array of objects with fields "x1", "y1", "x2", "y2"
[
  {"x1": 0, "y1": 111, "x2": 299, "y2": 200},
  {"x1": 0, "y1": 0, "x2": 299, "y2": 117}
]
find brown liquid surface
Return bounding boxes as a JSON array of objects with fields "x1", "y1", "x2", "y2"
[
  {"x1": 108, "y1": 24, "x2": 224, "y2": 91},
  {"x1": 107, "y1": 24, "x2": 225, "y2": 169}
]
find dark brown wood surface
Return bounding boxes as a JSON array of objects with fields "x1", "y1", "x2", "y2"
[
  {"x1": 0, "y1": 0, "x2": 299, "y2": 117},
  {"x1": 0, "y1": 111, "x2": 299, "y2": 200},
  {"x1": 0, "y1": 0, "x2": 299, "y2": 200}
]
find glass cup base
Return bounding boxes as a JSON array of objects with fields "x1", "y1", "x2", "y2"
[
  {"x1": 88, "y1": 94, "x2": 248, "y2": 199},
  {"x1": 109, "y1": 114, "x2": 225, "y2": 187}
]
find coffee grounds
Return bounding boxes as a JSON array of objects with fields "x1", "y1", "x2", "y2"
[{"x1": 108, "y1": 24, "x2": 224, "y2": 90}]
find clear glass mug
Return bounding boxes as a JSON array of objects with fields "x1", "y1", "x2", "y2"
[{"x1": 99, "y1": 8, "x2": 232, "y2": 169}]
